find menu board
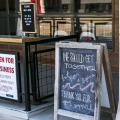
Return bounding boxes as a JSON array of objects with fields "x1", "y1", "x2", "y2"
[
  {"x1": 21, "y1": 3, "x2": 36, "y2": 33},
  {"x1": 59, "y1": 48, "x2": 97, "y2": 116},
  {"x1": 54, "y1": 42, "x2": 102, "y2": 120}
]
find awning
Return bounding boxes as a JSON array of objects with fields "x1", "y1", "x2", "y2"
[{"x1": 81, "y1": 0, "x2": 112, "y2": 4}]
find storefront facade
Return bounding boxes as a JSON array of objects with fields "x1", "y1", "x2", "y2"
[
  {"x1": 0, "y1": 1, "x2": 118, "y2": 118},
  {"x1": 0, "y1": 0, "x2": 118, "y2": 72}
]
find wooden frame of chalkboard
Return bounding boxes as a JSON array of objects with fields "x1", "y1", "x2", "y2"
[
  {"x1": 54, "y1": 42, "x2": 103, "y2": 120},
  {"x1": 21, "y1": 3, "x2": 36, "y2": 33},
  {"x1": 100, "y1": 43, "x2": 116, "y2": 113}
]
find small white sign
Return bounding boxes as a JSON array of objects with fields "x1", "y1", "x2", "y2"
[
  {"x1": 0, "y1": 53, "x2": 18, "y2": 100},
  {"x1": 20, "y1": 0, "x2": 31, "y2": 2}
]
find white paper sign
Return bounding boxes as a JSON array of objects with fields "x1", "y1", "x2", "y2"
[
  {"x1": 0, "y1": 53, "x2": 18, "y2": 100},
  {"x1": 20, "y1": 0, "x2": 31, "y2": 2}
]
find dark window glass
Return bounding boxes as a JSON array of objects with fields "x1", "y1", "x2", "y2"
[
  {"x1": 44, "y1": 0, "x2": 112, "y2": 14},
  {"x1": 79, "y1": 0, "x2": 112, "y2": 14},
  {"x1": 0, "y1": 0, "x2": 18, "y2": 35},
  {"x1": 45, "y1": 0, "x2": 71, "y2": 13}
]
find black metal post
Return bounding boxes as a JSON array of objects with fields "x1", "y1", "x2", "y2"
[
  {"x1": 71, "y1": 0, "x2": 75, "y2": 35},
  {"x1": 71, "y1": 0, "x2": 80, "y2": 37},
  {"x1": 53, "y1": 19, "x2": 55, "y2": 37},
  {"x1": 23, "y1": 43, "x2": 31, "y2": 111},
  {"x1": 30, "y1": 47, "x2": 37, "y2": 102},
  {"x1": 74, "y1": 0, "x2": 80, "y2": 36},
  {"x1": 17, "y1": 52, "x2": 22, "y2": 102}
]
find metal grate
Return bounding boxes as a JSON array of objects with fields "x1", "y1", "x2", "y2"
[
  {"x1": 95, "y1": 22, "x2": 112, "y2": 38},
  {"x1": 39, "y1": 20, "x2": 52, "y2": 36},
  {"x1": 32, "y1": 48, "x2": 55, "y2": 101},
  {"x1": 56, "y1": 20, "x2": 71, "y2": 36}
]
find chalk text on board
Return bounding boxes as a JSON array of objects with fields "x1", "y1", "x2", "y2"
[
  {"x1": 62, "y1": 100, "x2": 93, "y2": 112},
  {"x1": 59, "y1": 48, "x2": 96, "y2": 116},
  {"x1": 61, "y1": 90, "x2": 91, "y2": 103},
  {"x1": 63, "y1": 52, "x2": 95, "y2": 64},
  {"x1": 64, "y1": 63, "x2": 96, "y2": 71}
]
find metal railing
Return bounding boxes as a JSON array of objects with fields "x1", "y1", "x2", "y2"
[
  {"x1": 23, "y1": 35, "x2": 79, "y2": 111},
  {"x1": 31, "y1": 48, "x2": 55, "y2": 102},
  {"x1": 38, "y1": 17, "x2": 112, "y2": 38}
]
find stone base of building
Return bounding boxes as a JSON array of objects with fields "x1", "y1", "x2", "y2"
[{"x1": 0, "y1": 99, "x2": 53, "y2": 119}]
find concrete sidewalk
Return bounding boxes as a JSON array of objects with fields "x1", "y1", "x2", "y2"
[
  {"x1": 0, "y1": 108, "x2": 53, "y2": 120},
  {"x1": 0, "y1": 107, "x2": 114, "y2": 120},
  {"x1": 0, "y1": 72, "x2": 118, "y2": 120}
]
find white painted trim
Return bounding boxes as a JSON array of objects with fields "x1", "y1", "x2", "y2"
[
  {"x1": 20, "y1": 0, "x2": 31, "y2": 2},
  {"x1": 116, "y1": 1, "x2": 120, "y2": 119},
  {"x1": 58, "y1": 109, "x2": 94, "y2": 120}
]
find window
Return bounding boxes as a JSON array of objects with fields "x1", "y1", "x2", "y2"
[
  {"x1": 79, "y1": 0, "x2": 112, "y2": 14},
  {"x1": 44, "y1": 0, "x2": 112, "y2": 15},
  {"x1": 0, "y1": 0, "x2": 18, "y2": 35},
  {"x1": 45, "y1": 0, "x2": 72, "y2": 13},
  {"x1": 40, "y1": 0, "x2": 113, "y2": 49}
]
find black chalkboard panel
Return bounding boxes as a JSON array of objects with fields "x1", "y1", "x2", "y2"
[
  {"x1": 59, "y1": 48, "x2": 97, "y2": 116},
  {"x1": 21, "y1": 3, "x2": 36, "y2": 33}
]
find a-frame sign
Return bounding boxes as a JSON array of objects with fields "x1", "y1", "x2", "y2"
[{"x1": 54, "y1": 42, "x2": 116, "y2": 120}]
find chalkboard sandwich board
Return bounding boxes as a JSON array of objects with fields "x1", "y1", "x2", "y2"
[
  {"x1": 54, "y1": 42, "x2": 103, "y2": 120},
  {"x1": 21, "y1": 3, "x2": 36, "y2": 33}
]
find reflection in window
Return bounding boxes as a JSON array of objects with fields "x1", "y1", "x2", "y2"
[
  {"x1": 45, "y1": 0, "x2": 71, "y2": 13},
  {"x1": 44, "y1": 0, "x2": 112, "y2": 14},
  {"x1": 0, "y1": 0, "x2": 17, "y2": 35},
  {"x1": 95, "y1": 22, "x2": 112, "y2": 38},
  {"x1": 79, "y1": 0, "x2": 112, "y2": 14}
]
